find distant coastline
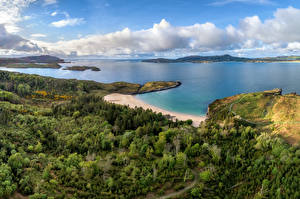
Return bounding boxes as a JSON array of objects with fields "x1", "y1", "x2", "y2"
[{"x1": 142, "y1": 54, "x2": 300, "y2": 63}]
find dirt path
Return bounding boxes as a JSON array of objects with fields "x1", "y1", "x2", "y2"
[{"x1": 155, "y1": 170, "x2": 198, "y2": 199}]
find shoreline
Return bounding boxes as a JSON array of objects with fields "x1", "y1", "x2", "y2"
[{"x1": 104, "y1": 93, "x2": 207, "y2": 127}]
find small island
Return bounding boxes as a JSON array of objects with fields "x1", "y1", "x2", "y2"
[{"x1": 63, "y1": 66, "x2": 101, "y2": 71}]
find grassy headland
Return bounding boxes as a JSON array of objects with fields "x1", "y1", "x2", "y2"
[
  {"x1": 208, "y1": 88, "x2": 300, "y2": 145},
  {"x1": 138, "y1": 81, "x2": 181, "y2": 93}
]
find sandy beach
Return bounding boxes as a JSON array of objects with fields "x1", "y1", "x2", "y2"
[{"x1": 104, "y1": 93, "x2": 207, "y2": 127}]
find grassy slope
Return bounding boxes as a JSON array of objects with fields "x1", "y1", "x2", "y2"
[
  {"x1": 208, "y1": 89, "x2": 300, "y2": 145},
  {"x1": 0, "y1": 70, "x2": 179, "y2": 96},
  {"x1": 139, "y1": 81, "x2": 179, "y2": 93},
  {"x1": 0, "y1": 72, "x2": 299, "y2": 199}
]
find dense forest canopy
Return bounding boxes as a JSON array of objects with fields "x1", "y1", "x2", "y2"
[{"x1": 0, "y1": 70, "x2": 299, "y2": 199}]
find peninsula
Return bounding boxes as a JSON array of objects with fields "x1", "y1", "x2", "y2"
[
  {"x1": 0, "y1": 55, "x2": 64, "y2": 65},
  {"x1": 0, "y1": 56, "x2": 102, "y2": 71},
  {"x1": 0, "y1": 55, "x2": 64, "y2": 69}
]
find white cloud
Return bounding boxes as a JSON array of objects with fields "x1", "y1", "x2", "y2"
[
  {"x1": 51, "y1": 11, "x2": 57, "y2": 16},
  {"x1": 0, "y1": 0, "x2": 37, "y2": 33},
  {"x1": 31, "y1": 34, "x2": 46, "y2": 38},
  {"x1": 211, "y1": 0, "x2": 275, "y2": 6},
  {"x1": 23, "y1": 15, "x2": 32, "y2": 20},
  {"x1": 43, "y1": 0, "x2": 57, "y2": 6},
  {"x1": 239, "y1": 7, "x2": 300, "y2": 44},
  {"x1": 37, "y1": 19, "x2": 239, "y2": 56},
  {"x1": 50, "y1": 18, "x2": 85, "y2": 28}
]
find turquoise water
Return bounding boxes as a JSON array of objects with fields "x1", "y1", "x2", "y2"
[{"x1": 2, "y1": 60, "x2": 300, "y2": 116}]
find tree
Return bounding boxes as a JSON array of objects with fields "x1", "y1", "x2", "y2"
[
  {"x1": 199, "y1": 170, "x2": 211, "y2": 182},
  {"x1": 154, "y1": 133, "x2": 166, "y2": 155},
  {"x1": 0, "y1": 164, "x2": 16, "y2": 197},
  {"x1": 8, "y1": 153, "x2": 28, "y2": 175},
  {"x1": 176, "y1": 152, "x2": 187, "y2": 168}
]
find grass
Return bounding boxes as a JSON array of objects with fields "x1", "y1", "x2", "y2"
[
  {"x1": 208, "y1": 89, "x2": 300, "y2": 145},
  {"x1": 139, "y1": 81, "x2": 179, "y2": 93}
]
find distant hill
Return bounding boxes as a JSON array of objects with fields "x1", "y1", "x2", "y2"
[
  {"x1": 0, "y1": 55, "x2": 64, "y2": 65},
  {"x1": 142, "y1": 54, "x2": 252, "y2": 63},
  {"x1": 142, "y1": 54, "x2": 300, "y2": 63}
]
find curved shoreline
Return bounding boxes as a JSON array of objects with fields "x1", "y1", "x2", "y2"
[{"x1": 104, "y1": 93, "x2": 206, "y2": 127}]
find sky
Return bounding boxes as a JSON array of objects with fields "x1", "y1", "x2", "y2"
[{"x1": 1, "y1": 0, "x2": 300, "y2": 58}]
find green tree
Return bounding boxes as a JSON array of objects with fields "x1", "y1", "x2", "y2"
[{"x1": 0, "y1": 164, "x2": 16, "y2": 197}]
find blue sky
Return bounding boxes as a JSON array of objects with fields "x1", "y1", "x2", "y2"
[
  {"x1": 22, "y1": 0, "x2": 299, "y2": 40},
  {"x1": 1, "y1": 0, "x2": 300, "y2": 57}
]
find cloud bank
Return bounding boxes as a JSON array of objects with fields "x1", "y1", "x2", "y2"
[
  {"x1": 3, "y1": 5, "x2": 300, "y2": 57},
  {"x1": 37, "y1": 19, "x2": 238, "y2": 56},
  {"x1": 33, "y1": 7, "x2": 300, "y2": 57},
  {"x1": 0, "y1": 24, "x2": 44, "y2": 52}
]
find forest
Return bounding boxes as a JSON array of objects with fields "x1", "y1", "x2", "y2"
[{"x1": 0, "y1": 70, "x2": 299, "y2": 199}]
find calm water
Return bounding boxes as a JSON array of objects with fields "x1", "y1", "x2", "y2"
[{"x1": 1, "y1": 60, "x2": 300, "y2": 116}]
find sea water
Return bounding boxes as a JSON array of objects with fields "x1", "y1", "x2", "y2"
[{"x1": 2, "y1": 60, "x2": 300, "y2": 116}]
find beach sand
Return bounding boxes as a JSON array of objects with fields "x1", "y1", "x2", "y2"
[{"x1": 104, "y1": 93, "x2": 207, "y2": 127}]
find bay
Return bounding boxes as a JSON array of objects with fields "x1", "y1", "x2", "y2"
[{"x1": 1, "y1": 60, "x2": 300, "y2": 116}]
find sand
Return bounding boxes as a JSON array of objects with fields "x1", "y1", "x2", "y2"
[{"x1": 104, "y1": 93, "x2": 207, "y2": 127}]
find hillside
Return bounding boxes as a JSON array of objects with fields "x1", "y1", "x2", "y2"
[
  {"x1": 0, "y1": 71, "x2": 299, "y2": 199},
  {"x1": 0, "y1": 70, "x2": 179, "y2": 96},
  {"x1": 0, "y1": 55, "x2": 64, "y2": 66},
  {"x1": 208, "y1": 88, "x2": 300, "y2": 145}
]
